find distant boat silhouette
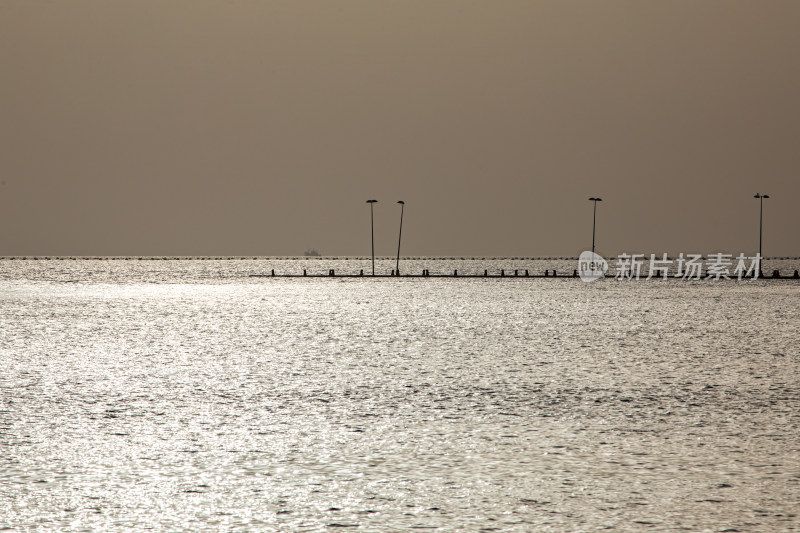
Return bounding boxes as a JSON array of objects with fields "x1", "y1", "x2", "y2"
[{"x1": 304, "y1": 249, "x2": 321, "y2": 257}]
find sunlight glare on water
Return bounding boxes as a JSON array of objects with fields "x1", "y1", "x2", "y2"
[{"x1": 1, "y1": 260, "x2": 799, "y2": 531}]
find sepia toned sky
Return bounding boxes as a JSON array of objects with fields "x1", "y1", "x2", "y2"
[{"x1": 1, "y1": 1, "x2": 798, "y2": 257}]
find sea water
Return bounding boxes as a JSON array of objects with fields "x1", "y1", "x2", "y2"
[{"x1": 1, "y1": 259, "x2": 798, "y2": 531}]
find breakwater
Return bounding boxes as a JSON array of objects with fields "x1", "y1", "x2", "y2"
[{"x1": 250, "y1": 269, "x2": 800, "y2": 279}]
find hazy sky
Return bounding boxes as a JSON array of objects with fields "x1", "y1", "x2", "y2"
[{"x1": 2, "y1": 1, "x2": 798, "y2": 257}]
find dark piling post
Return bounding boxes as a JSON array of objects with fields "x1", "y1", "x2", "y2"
[
  {"x1": 484, "y1": 269, "x2": 488, "y2": 277},
  {"x1": 360, "y1": 269, "x2": 364, "y2": 276},
  {"x1": 515, "y1": 269, "x2": 518, "y2": 276},
  {"x1": 553, "y1": 269, "x2": 557, "y2": 277},
  {"x1": 525, "y1": 269, "x2": 529, "y2": 277},
  {"x1": 303, "y1": 269, "x2": 307, "y2": 276},
  {"x1": 545, "y1": 269, "x2": 549, "y2": 277},
  {"x1": 500, "y1": 269, "x2": 504, "y2": 277},
  {"x1": 773, "y1": 269, "x2": 780, "y2": 278},
  {"x1": 454, "y1": 269, "x2": 458, "y2": 277},
  {"x1": 329, "y1": 269, "x2": 335, "y2": 276},
  {"x1": 573, "y1": 269, "x2": 577, "y2": 277},
  {"x1": 271, "y1": 269, "x2": 275, "y2": 277},
  {"x1": 794, "y1": 270, "x2": 799, "y2": 278}
]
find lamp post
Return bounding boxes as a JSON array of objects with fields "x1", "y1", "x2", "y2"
[
  {"x1": 588, "y1": 197, "x2": 602, "y2": 259},
  {"x1": 754, "y1": 193, "x2": 769, "y2": 274},
  {"x1": 366, "y1": 200, "x2": 377, "y2": 275},
  {"x1": 395, "y1": 201, "x2": 405, "y2": 276}
]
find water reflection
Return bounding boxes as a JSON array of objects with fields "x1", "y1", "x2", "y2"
[{"x1": 1, "y1": 271, "x2": 798, "y2": 531}]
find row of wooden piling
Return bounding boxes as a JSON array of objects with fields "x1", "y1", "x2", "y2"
[{"x1": 251, "y1": 268, "x2": 800, "y2": 279}]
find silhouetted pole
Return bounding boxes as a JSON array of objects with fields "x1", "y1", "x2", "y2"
[
  {"x1": 754, "y1": 193, "x2": 769, "y2": 271},
  {"x1": 395, "y1": 201, "x2": 405, "y2": 275},
  {"x1": 589, "y1": 197, "x2": 602, "y2": 260},
  {"x1": 367, "y1": 199, "x2": 377, "y2": 275}
]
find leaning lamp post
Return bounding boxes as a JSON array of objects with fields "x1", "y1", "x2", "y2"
[{"x1": 395, "y1": 201, "x2": 405, "y2": 276}]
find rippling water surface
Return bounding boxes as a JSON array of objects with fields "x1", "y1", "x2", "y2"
[{"x1": 1, "y1": 259, "x2": 799, "y2": 531}]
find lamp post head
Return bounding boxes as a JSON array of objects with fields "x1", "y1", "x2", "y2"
[
  {"x1": 366, "y1": 199, "x2": 377, "y2": 203},
  {"x1": 397, "y1": 200, "x2": 404, "y2": 205},
  {"x1": 589, "y1": 197, "x2": 602, "y2": 202},
  {"x1": 754, "y1": 193, "x2": 769, "y2": 199}
]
